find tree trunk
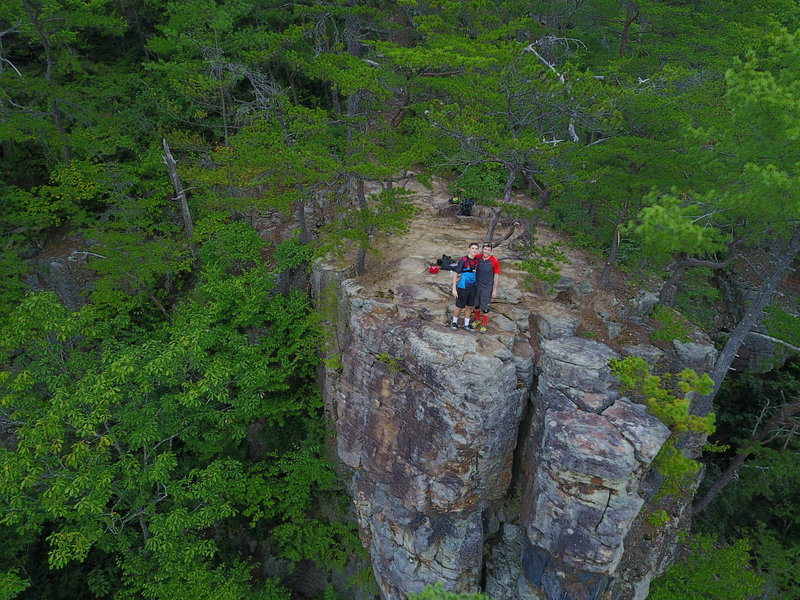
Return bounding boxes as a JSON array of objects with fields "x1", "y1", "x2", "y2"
[
  {"x1": 659, "y1": 253, "x2": 687, "y2": 306},
  {"x1": 24, "y1": 0, "x2": 72, "y2": 164},
  {"x1": 695, "y1": 226, "x2": 800, "y2": 416},
  {"x1": 661, "y1": 253, "x2": 735, "y2": 306},
  {"x1": 355, "y1": 179, "x2": 368, "y2": 275},
  {"x1": 602, "y1": 206, "x2": 627, "y2": 288},
  {"x1": 485, "y1": 165, "x2": 518, "y2": 243},
  {"x1": 162, "y1": 138, "x2": 194, "y2": 239},
  {"x1": 618, "y1": 6, "x2": 639, "y2": 58},
  {"x1": 346, "y1": 2, "x2": 368, "y2": 274},
  {"x1": 536, "y1": 186, "x2": 551, "y2": 211},
  {"x1": 484, "y1": 207, "x2": 503, "y2": 245},
  {"x1": 693, "y1": 400, "x2": 800, "y2": 514}
]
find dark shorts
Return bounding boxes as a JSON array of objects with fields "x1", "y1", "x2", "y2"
[
  {"x1": 455, "y1": 285, "x2": 476, "y2": 309},
  {"x1": 474, "y1": 285, "x2": 493, "y2": 312}
]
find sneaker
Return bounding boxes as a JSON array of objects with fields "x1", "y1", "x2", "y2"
[
  {"x1": 450, "y1": 321, "x2": 458, "y2": 330},
  {"x1": 479, "y1": 326, "x2": 488, "y2": 334},
  {"x1": 471, "y1": 320, "x2": 480, "y2": 328},
  {"x1": 464, "y1": 323, "x2": 476, "y2": 333}
]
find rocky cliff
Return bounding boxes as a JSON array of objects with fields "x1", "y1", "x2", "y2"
[{"x1": 313, "y1": 179, "x2": 717, "y2": 600}]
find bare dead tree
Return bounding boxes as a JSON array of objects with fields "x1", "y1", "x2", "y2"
[
  {"x1": 696, "y1": 226, "x2": 800, "y2": 416},
  {"x1": 693, "y1": 398, "x2": 800, "y2": 515},
  {"x1": 162, "y1": 138, "x2": 194, "y2": 239}
]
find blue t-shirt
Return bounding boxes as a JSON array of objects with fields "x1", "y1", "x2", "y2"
[{"x1": 455, "y1": 257, "x2": 479, "y2": 288}]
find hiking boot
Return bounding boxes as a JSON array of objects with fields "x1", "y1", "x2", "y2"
[
  {"x1": 450, "y1": 321, "x2": 458, "y2": 330},
  {"x1": 463, "y1": 323, "x2": 476, "y2": 333},
  {"x1": 479, "y1": 326, "x2": 488, "y2": 334}
]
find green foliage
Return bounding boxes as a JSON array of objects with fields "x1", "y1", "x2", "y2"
[
  {"x1": 273, "y1": 237, "x2": 310, "y2": 273},
  {"x1": 646, "y1": 510, "x2": 670, "y2": 528},
  {"x1": 375, "y1": 352, "x2": 404, "y2": 375},
  {"x1": 650, "y1": 304, "x2": 693, "y2": 343},
  {"x1": 764, "y1": 305, "x2": 800, "y2": 350},
  {"x1": 451, "y1": 163, "x2": 506, "y2": 202},
  {"x1": 410, "y1": 583, "x2": 492, "y2": 600},
  {"x1": 674, "y1": 268, "x2": 723, "y2": 329},
  {"x1": 0, "y1": 261, "x2": 354, "y2": 597},
  {"x1": 630, "y1": 192, "x2": 728, "y2": 265},
  {"x1": 650, "y1": 534, "x2": 764, "y2": 600},
  {"x1": 82, "y1": 229, "x2": 193, "y2": 319},
  {"x1": 198, "y1": 221, "x2": 265, "y2": 273},
  {"x1": 0, "y1": 569, "x2": 30, "y2": 600},
  {"x1": 0, "y1": 250, "x2": 26, "y2": 321},
  {"x1": 748, "y1": 524, "x2": 800, "y2": 599},
  {"x1": 315, "y1": 188, "x2": 417, "y2": 265},
  {"x1": 697, "y1": 436, "x2": 800, "y2": 598},
  {"x1": 3, "y1": 1, "x2": 800, "y2": 596},
  {"x1": 519, "y1": 239, "x2": 571, "y2": 285},
  {"x1": 610, "y1": 356, "x2": 715, "y2": 497}
]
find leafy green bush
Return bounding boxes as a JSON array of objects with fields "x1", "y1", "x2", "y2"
[
  {"x1": 650, "y1": 304, "x2": 693, "y2": 343},
  {"x1": 519, "y1": 239, "x2": 571, "y2": 285},
  {"x1": 764, "y1": 305, "x2": 800, "y2": 349},
  {"x1": 451, "y1": 163, "x2": 506, "y2": 202},
  {"x1": 674, "y1": 268, "x2": 722, "y2": 329},
  {"x1": 649, "y1": 535, "x2": 764, "y2": 600},
  {"x1": 646, "y1": 509, "x2": 670, "y2": 527},
  {"x1": 610, "y1": 356, "x2": 715, "y2": 497},
  {"x1": 273, "y1": 236, "x2": 310, "y2": 272},
  {"x1": 198, "y1": 221, "x2": 265, "y2": 273},
  {"x1": 0, "y1": 249, "x2": 27, "y2": 321}
]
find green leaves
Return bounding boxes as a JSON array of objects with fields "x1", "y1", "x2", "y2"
[
  {"x1": 631, "y1": 192, "x2": 728, "y2": 264},
  {"x1": 0, "y1": 256, "x2": 344, "y2": 597},
  {"x1": 610, "y1": 356, "x2": 716, "y2": 496},
  {"x1": 650, "y1": 534, "x2": 764, "y2": 600}
]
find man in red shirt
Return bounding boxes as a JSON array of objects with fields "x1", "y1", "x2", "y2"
[{"x1": 473, "y1": 243, "x2": 500, "y2": 333}]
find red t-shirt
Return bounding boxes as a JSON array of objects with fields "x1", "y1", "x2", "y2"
[{"x1": 475, "y1": 254, "x2": 501, "y2": 274}]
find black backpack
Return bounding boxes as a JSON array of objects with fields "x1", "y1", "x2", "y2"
[
  {"x1": 436, "y1": 254, "x2": 459, "y2": 271},
  {"x1": 460, "y1": 198, "x2": 475, "y2": 216}
]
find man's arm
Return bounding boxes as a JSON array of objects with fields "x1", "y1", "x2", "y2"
[
  {"x1": 492, "y1": 257, "x2": 500, "y2": 297},
  {"x1": 452, "y1": 271, "x2": 460, "y2": 298}
]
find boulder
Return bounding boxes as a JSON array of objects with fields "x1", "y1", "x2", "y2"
[
  {"x1": 531, "y1": 313, "x2": 581, "y2": 340},
  {"x1": 671, "y1": 340, "x2": 718, "y2": 373},
  {"x1": 624, "y1": 292, "x2": 659, "y2": 324}
]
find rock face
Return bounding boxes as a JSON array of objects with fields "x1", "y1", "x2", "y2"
[
  {"x1": 317, "y1": 266, "x2": 710, "y2": 600},
  {"x1": 519, "y1": 329, "x2": 670, "y2": 600},
  {"x1": 327, "y1": 286, "x2": 532, "y2": 598}
]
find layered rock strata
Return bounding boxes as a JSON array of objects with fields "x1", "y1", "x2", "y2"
[{"x1": 326, "y1": 280, "x2": 533, "y2": 598}]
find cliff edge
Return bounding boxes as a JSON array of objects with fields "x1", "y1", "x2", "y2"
[{"x1": 313, "y1": 179, "x2": 716, "y2": 600}]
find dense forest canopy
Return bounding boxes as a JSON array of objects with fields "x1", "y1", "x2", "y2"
[{"x1": 1, "y1": 1, "x2": 799, "y2": 598}]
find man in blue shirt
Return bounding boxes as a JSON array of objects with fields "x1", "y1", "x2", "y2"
[{"x1": 450, "y1": 243, "x2": 480, "y2": 332}]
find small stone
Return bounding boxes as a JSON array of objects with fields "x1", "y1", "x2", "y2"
[
  {"x1": 625, "y1": 292, "x2": 659, "y2": 322},
  {"x1": 607, "y1": 322, "x2": 623, "y2": 340}
]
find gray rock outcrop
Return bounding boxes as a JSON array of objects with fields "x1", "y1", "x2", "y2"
[
  {"x1": 518, "y1": 336, "x2": 671, "y2": 600},
  {"x1": 316, "y1": 259, "x2": 713, "y2": 600},
  {"x1": 327, "y1": 284, "x2": 532, "y2": 598}
]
